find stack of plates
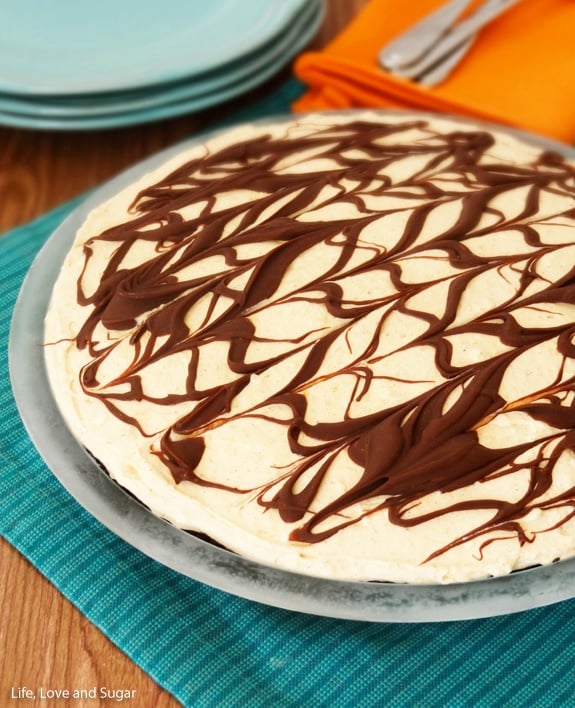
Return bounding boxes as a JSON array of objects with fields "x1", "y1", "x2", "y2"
[{"x1": 0, "y1": 0, "x2": 323, "y2": 131}]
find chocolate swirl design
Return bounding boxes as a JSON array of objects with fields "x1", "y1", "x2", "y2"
[{"x1": 49, "y1": 114, "x2": 575, "y2": 579}]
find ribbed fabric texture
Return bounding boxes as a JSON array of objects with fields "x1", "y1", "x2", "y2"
[{"x1": 2, "y1": 82, "x2": 575, "y2": 707}]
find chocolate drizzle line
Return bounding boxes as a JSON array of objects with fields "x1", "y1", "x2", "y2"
[{"x1": 72, "y1": 117, "x2": 575, "y2": 563}]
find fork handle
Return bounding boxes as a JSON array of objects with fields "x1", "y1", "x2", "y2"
[
  {"x1": 379, "y1": 0, "x2": 474, "y2": 70},
  {"x1": 418, "y1": 35, "x2": 477, "y2": 86},
  {"x1": 392, "y1": 0, "x2": 524, "y2": 80}
]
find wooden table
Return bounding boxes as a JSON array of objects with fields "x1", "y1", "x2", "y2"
[{"x1": 0, "y1": 2, "x2": 368, "y2": 705}]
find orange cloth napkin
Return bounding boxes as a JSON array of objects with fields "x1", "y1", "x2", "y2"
[{"x1": 293, "y1": 0, "x2": 575, "y2": 143}]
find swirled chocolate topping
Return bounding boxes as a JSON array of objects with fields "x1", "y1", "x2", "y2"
[{"x1": 45, "y1": 112, "x2": 575, "y2": 583}]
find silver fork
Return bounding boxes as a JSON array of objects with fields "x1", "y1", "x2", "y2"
[
  {"x1": 379, "y1": 0, "x2": 476, "y2": 71},
  {"x1": 416, "y1": 34, "x2": 477, "y2": 86},
  {"x1": 379, "y1": 0, "x2": 525, "y2": 86}
]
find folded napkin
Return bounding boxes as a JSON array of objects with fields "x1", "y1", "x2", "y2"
[
  {"x1": 2, "y1": 79, "x2": 575, "y2": 708},
  {"x1": 294, "y1": 0, "x2": 575, "y2": 143}
]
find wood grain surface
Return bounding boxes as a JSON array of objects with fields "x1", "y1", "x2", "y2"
[{"x1": 0, "y1": 2, "x2": 368, "y2": 706}]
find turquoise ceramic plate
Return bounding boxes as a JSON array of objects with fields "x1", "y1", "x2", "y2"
[
  {"x1": 0, "y1": 0, "x2": 307, "y2": 95},
  {"x1": 0, "y1": 0, "x2": 321, "y2": 119},
  {"x1": 0, "y1": 1, "x2": 323, "y2": 131}
]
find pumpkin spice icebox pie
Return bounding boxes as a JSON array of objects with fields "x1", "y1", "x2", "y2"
[{"x1": 44, "y1": 111, "x2": 575, "y2": 585}]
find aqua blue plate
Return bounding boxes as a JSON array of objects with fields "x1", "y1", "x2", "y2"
[
  {"x1": 0, "y1": 0, "x2": 321, "y2": 119},
  {"x1": 0, "y1": 0, "x2": 308, "y2": 95},
  {"x1": 0, "y1": 1, "x2": 323, "y2": 131}
]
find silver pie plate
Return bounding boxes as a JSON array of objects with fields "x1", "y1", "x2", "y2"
[{"x1": 10, "y1": 111, "x2": 575, "y2": 622}]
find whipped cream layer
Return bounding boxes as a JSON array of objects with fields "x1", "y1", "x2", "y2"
[{"x1": 45, "y1": 112, "x2": 575, "y2": 583}]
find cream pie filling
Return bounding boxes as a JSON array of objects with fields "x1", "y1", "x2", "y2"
[{"x1": 44, "y1": 112, "x2": 575, "y2": 583}]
